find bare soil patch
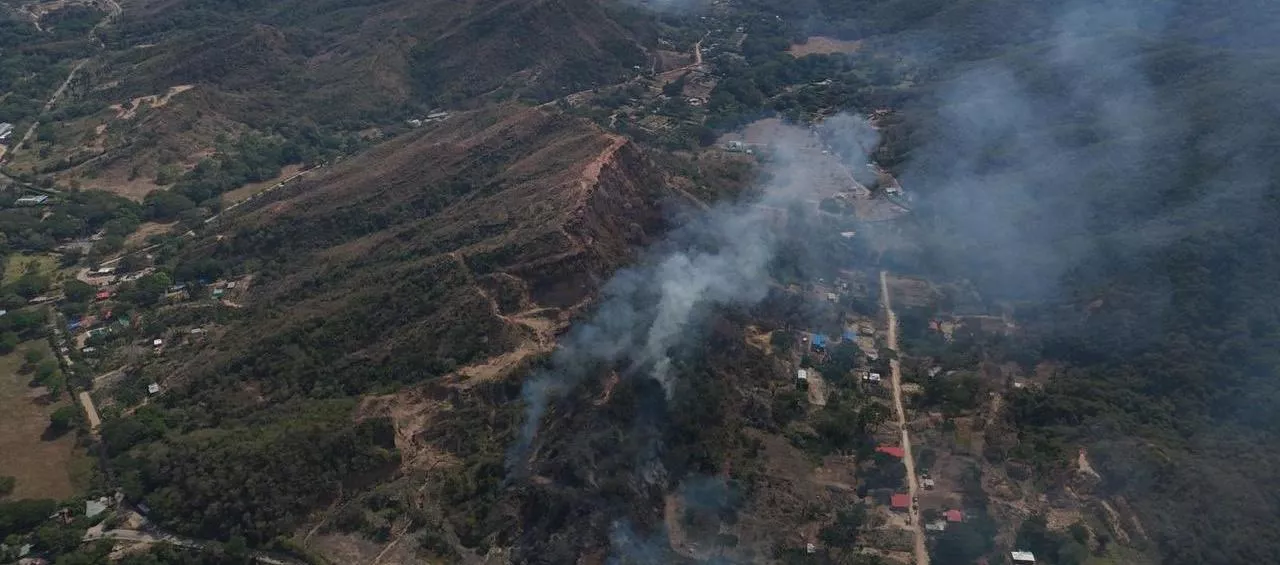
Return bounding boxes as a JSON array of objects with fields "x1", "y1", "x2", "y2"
[
  {"x1": 788, "y1": 36, "x2": 864, "y2": 57},
  {"x1": 220, "y1": 164, "x2": 304, "y2": 205},
  {"x1": 124, "y1": 221, "x2": 176, "y2": 249},
  {"x1": 109, "y1": 85, "x2": 195, "y2": 121},
  {"x1": 0, "y1": 340, "x2": 90, "y2": 500}
]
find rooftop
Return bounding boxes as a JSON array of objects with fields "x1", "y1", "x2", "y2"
[
  {"x1": 1011, "y1": 551, "x2": 1036, "y2": 563},
  {"x1": 890, "y1": 493, "x2": 910, "y2": 509},
  {"x1": 876, "y1": 445, "x2": 905, "y2": 458},
  {"x1": 945, "y1": 509, "x2": 963, "y2": 522}
]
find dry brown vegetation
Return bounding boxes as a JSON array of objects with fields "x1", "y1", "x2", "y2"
[
  {"x1": 0, "y1": 341, "x2": 90, "y2": 500},
  {"x1": 788, "y1": 36, "x2": 864, "y2": 57}
]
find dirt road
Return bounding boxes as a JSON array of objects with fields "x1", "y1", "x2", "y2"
[
  {"x1": 3, "y1": 0, "x2": 120, "y2": 166},
  {"x1": 881, "y1": 270, "x2": 930, "y2": 565},
  {"x1": 205, "y1": 166, "x2": 316, "y2": 224},
  {"x1": 84, "y1": 529, "x2": 295, "y2": 565},
  {"x1": 78, "y1": 391, "x2": 102, "y2": 433},
  {"x1": 4, "y1": 59, "x2": 88, "y2": 163}
]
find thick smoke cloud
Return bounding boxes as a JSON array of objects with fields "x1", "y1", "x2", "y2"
[
  {"x1": 889, "y1": 0, "x2": 1279, "y2": 302},
  {"x1": 623, "y1": 0, "x2": 709, "y2": 14},
  {"x1": 508, "y1": 116, "x2": 879, "y2": 470},
  {"x1": 894, "y1": 0, "x2": 1175, "y2": 299}
]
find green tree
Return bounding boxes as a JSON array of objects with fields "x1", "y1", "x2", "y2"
[
  {"x1": 62, "y1": 279, "x2": 95, "y2": 303},
  {"x1": 124, "y1": 272, "x2": 173, "y2": 306},
  {"x1": 0, "y1": 476, "x2": 14, "y2": 497},
  {"x1": 48, "y1": 405, "x2": 80, "y2": 435},
  {"x1": 34, "y1": 523, "x2": 85, "y2": 553},
  {"x1": 13, "y1": 272, "x2": 51, "y2": 299},
  {"x1": 23, "y1": 347, "x2": 45, "y2": 366},
  {"x1": 0, "y1": 333, "x2": 17, "y2": 355},
  {"x1": 36, "y1": 358, "x2": 59, "y2": 381},
  {"x1": 0, "y1": 498, "x2": 58, "y2": 537},
  {"x1": 155, "y1": 164, "x2": 184, "y2": 185}
]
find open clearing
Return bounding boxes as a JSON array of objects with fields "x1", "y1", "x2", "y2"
[
  {"x1": 788, "y1": 36, "x2": 863, "y2": 56},
  {"x1": 0, "y1": 340, "x2": 91, "y2": 500},
  {"x1": 3, "y1": 253, "x2": 60, "y2": 286},
  {"x1": 108, "y1": 84, "x2": 195, "y2": 121},
  {"x1": 220, "y1": 164, "x2": 304, "y2": 205},
  {"x1": 124, "y1": 221, "x2": 176, "y2": 249}
]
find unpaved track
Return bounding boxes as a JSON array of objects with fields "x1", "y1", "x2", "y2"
[
  {"x1": 881, "y1": 270, "x2": 929, "y2": 565},
  {"x1": 78, "y1": 391, "x2": 102, "y2": 433},
  {"x1": 5, "y1": 59, "x2": 89, "y2": 162},
  {"x1": 4, "y1": 0, "x2": 120, "y2": 166}
]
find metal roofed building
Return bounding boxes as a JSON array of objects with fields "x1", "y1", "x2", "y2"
[{"x1": 1011, "y1": 551, "x2": 1036, "y2": 565}]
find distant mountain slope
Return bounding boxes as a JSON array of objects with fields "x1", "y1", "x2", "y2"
[
  {"x1": 18, "y1": 0, "x2": 652, "y2": 195},
  {"x1": 102, "y1": 0, "x2": 649, "y2": 120}
]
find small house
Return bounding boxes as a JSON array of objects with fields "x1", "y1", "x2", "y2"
[
  {"x1": 925, "y1": 521, "x2": 947, "y2": 532},
  {"x1": 147, "y1": 383, "x2": 160, "y2": 395},
  {"x1": 152, "y1": 338, "x2": 163, "y2": 347},
  {"x1": 0, "y1": 122, "x2": 12, "y2": 140},
  {"x1": 922, "y1": 477, "x2": 935, "y2": 489},
  {"x1": 890, "y1": 493, "x2": 910, "y2": 511},
  {"x1": 797, "y1": 369, "x2": 809, "y2": 381},
  {"x1": 95, "y1": 290, "x2": 112, "y2": 301},
  {"x1": 876, "y1": 445, "x2": 906, "y2": 458},
  {"x1": 811, "y1": 334, "x2": 828, "y2": 353},
  {"x1": 15, "y1": 195, "x2": 48, "y2": 206},
  {"x1": 840, "y1": 231, "x2": 856, "y2": 239},
  {"x1": 1011, "y1": 551, "x2": 1036, "y2": 565},
  {"x1": 826, "y1": 292, "x2": 838, "y2": 302},
  {"x1": 945, "y1": 509, "x2": 963, "y2": 523},
  {"x1": 867, "y1": 372, "x2": 882, "y2": 383},
  {"x1": 85, "y1": 498, "x2": 109, "y2": 518}
]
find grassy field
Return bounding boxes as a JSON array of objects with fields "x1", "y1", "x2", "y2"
[
  {"x1": 0, "y1": 339, "x2": 92, "y2": 500},
  {"x1": 3, "y1": 253, "x2": 60, "y2": 287}
]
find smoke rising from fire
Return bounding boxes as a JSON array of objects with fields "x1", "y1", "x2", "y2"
[{"x1": 507, "y1": 116, "x2": 879, "y2": 471}]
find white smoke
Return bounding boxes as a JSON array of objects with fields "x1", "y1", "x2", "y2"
[{"x1": 508, "y1": 115, "x2": 880, "y2": 470}]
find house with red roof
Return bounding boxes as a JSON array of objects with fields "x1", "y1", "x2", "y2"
[
  {"x1": 876, "y1": 445, "x2": 906, "y2": 458},
  {"x1": 945, "y1": 509, "x2": 964, "y2": 523},
  {"x1": 890, "y1": 493, "x2": 911, "y2": 511}
]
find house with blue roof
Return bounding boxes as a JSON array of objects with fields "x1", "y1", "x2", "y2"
[{"x1": 812, "y1": 333, "x2": 829, "y2": 352}]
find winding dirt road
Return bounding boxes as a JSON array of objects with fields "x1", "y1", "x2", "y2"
[{"x1": 881, "y1": 270, "x2": 929, "y2": 565}]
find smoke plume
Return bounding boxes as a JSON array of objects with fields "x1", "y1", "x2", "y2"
[
  {"x1": 893, "y1": 0, "x2": 1275, "y2": 301},
  {"x1": 508, "y1": 116, "x2": 879, "y2": 470}
]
